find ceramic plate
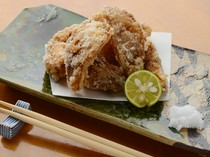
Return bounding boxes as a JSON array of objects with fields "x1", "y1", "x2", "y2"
[{"x1": 0, "y1": 4, "x2": 210, "y2": 155}]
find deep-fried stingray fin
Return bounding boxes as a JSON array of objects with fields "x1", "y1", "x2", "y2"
[
  {"x1": 84, "y1": 43, "x2": 126, "y2": 92},
  {"x1": 65, "y1": 19, "x2": 114, "y2": 91},
  {"x1": 43, "y1": 26, "x2": 78, "y2": 81},
  {"x1": 92, "y1": 6, "x2": 149, "y2": 76}
]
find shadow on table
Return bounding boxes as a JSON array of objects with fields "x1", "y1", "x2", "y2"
[{"x1": 1, "y1": 124, "x2": 111, "y2": 157}]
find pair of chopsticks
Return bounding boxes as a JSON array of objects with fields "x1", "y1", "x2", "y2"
[{"x1": 0, "y1": 100, "x2": 151, "y2": 157}]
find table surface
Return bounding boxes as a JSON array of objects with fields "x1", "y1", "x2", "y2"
[{"x1": 0, "y1": 1, "x2": 206, "y2": 157}]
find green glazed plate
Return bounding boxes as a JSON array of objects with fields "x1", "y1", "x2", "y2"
[{"x1": 1, "y1": 4, "x2": 210, "y2": 155}]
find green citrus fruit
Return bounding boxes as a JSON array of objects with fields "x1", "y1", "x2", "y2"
[{"x1": 125, "y1": 70, "x2": 162, "y2": 108}]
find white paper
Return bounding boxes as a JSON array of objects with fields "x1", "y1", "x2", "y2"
[{"x1": 50, "y1": 32, "x2": 172, "y2": 101}]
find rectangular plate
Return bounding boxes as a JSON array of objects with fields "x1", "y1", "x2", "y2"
[{"x1": 0, "y1": 4, "x2": 210, "y2": 155}]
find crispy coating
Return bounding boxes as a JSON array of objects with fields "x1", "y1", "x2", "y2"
[
  {"x1": 84, "y1": 43, "x2": 126, "y2": 92},
  {"x1": 43, "y1": 26, "x2": 78, "y2": 81},
  {"x1": 92, "y1": 6, "x2": 149, "y2": 76},
  {"x1": 65, "y1": 19, "x2": 114, "y2": 91}
]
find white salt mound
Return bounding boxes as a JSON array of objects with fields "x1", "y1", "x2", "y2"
[{"x1": 168, "y1": 105, "x2": 204, "y2": 131}]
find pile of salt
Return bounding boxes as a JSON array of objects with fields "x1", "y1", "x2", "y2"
[{"x1": 168, "y1": 105, "x2": 204, "y2": 131}]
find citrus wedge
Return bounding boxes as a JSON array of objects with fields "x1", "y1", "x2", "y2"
[{"x1": 125, "y1": 70, "x2": 162, "y2": 108}]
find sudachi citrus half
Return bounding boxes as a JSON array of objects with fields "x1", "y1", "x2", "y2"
[{"x1": 124, "y1": 70, "x2": 162, "y2": 108}]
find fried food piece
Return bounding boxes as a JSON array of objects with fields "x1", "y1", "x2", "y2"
[
  {"x1": 84, "y1": 43, "x2": 126, "y2": 92},
  {"x1": 85, "y1": 58, "x2": 125, "y2": 92},
  {"x1": 92, "y1": 6, "x2": 167, "y2": 90},
  {"x1": 43, "y1": 26, "x2": 78, "y2": 81},
  {"x1": 144, "y1": 41, "x2": 167, "y2": 91},
  {"x1": 65, "y1": 19, "x2": 114, "y2": 91},
  {"x1": 92, "y1": 6, "x2": 149, "y2": 76}
]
